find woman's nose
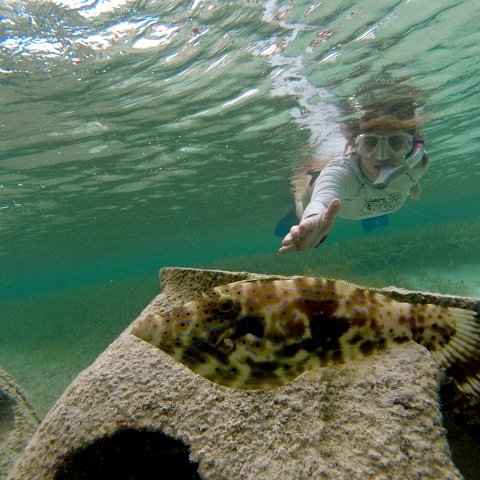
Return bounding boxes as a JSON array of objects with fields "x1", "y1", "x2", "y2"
[{"x1": 374, "y1": 140, "x2": 389, "y2": 160}]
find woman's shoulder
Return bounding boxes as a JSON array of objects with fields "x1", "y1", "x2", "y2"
[
  {"x1": 324, "y1": 154, "x2": 352, "y2": 167},
  {"x1": 323, "y1": 153, "x2": 362, "y2": 175},
  {"x1": 313, "y1": 154, "x2": 363, "y2": 191}
]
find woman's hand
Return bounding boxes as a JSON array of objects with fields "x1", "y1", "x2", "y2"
[{"x1": 279, "y1": 198, "x2": 341, "y2": 254}]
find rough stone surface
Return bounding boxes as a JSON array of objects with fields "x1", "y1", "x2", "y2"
[
  {"x1": 9, "y1": 267, "x2": 470, "y2": 480},
  {"x1": 0, "y1": 366, "x2": 39, "y2": 479}
]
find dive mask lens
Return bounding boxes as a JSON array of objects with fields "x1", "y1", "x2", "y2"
[
  {"x1": 358, "y1": 135, "x2": 379, "y2": 154},
  {"x1": 354, "y1": 132, "x2": 413, "y2": 158},
  {"x1": 387, "y1": 133, "x2": 413, "y2": 154}
]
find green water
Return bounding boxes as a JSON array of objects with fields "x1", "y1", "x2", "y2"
[{"x1": 0, "y1": 0, "x2": 479, "y2": 417}]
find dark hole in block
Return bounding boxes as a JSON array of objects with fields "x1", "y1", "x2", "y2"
[
  {"x1": 54, "y1": 428, "x2": 201, "y2": 480},
  {"x1": 0, "y1": 391, "x2": 15, "y2": 444},
  {"x1": 440, "y1": 383, "x2": 480, "y2": 480}
]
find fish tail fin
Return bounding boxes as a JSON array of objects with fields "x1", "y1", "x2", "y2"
[{"x1": 425, "y1": 307, "x2": 480, "y2": 398}]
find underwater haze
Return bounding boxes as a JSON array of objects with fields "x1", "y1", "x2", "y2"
[{"x1": 0, "y1": 0, "x2": 479, "y2": 417}]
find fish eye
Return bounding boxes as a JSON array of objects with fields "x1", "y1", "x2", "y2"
[{"x1": 216, "y1": 294, "x2": 235, "y2": 313}]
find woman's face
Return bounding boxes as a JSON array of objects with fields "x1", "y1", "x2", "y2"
[{"x1": 354, "y1": 130, "x2": 413, "y2": 178}]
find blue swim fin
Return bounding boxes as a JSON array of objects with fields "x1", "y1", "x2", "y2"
[{"x1": 274, "y1": 208, "x2": 298, "y2": 237}]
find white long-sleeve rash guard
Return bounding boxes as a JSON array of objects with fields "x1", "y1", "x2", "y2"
[{"x1": 302, "y1": 153, "x2": 429, "y2": 221}]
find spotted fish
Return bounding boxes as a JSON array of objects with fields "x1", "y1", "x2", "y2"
[{"x1": 131, "y1": 277, "x2": 480, "y2": 395}]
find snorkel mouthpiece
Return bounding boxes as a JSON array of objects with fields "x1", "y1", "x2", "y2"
[{"x1": 373, "y1": 137, "x2": 425, "y2": 189}]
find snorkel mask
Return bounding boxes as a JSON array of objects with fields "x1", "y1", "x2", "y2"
[{"x1": 354, "y1": 132, "x2": 425, "y2": 189}]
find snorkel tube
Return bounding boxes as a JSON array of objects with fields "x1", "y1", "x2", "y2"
[{"x1": 372, "y1": 136, "x2": 425, "y2": 189}]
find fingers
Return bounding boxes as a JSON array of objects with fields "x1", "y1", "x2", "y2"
[
  {"x1": 279, "y1": 225, "x2": 301, "y2": 254},
  {"x1": 284, "y1": 225, "x2": 301, "y2": 243},
  {"x1": 279, "y1": 217, "x2": 319, "y2": 254},
  {"x1": 279, "y1": 244, "x2": 297, "y2": 254},
  {"x1": 319, "y1": 198, "x2": 341, "y2": 235},
  {"x1": 324, "y1": 198, "x2": 341, "y2": 221},
  {"x1": 279, "y1": 199, "x2": 341, "y2": 254}
]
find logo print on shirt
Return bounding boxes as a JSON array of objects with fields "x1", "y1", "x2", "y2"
[{"x1": 361, "y1": 193, "x2": 403, "y2": 215}]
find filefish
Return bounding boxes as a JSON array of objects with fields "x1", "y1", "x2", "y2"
[{"x1": 131, "y1": 277, "x2": 480, "y2": 395}]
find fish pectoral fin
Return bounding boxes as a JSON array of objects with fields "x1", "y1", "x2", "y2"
[
  {"x1": 308, "y1": 359, "x2": 370, "y2": 384},
  {"x1": 213, "y1": 327, "x2": 235, "y2": 347}
]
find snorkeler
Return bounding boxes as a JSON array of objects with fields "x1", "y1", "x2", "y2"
[{"x1": 279, "y1": 96, "x2": 429, "y2": 254}]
